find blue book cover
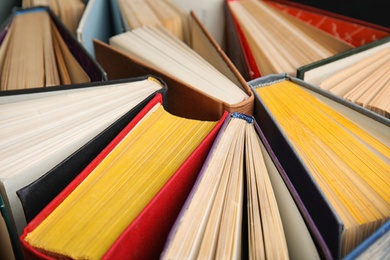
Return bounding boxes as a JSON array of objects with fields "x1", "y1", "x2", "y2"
[
  {"x1": 77, "y1": 0, "x2": 116, "y2": 58},
  {"x1": 109, "y1": 0, "x2": 127, "y2": 35}
]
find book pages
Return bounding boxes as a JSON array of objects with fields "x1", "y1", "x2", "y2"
[
  {"x1": 24, "y1": 103, "x2": 217, "y2": 259},
  {"x1": 0, "y1": 78, "x2": 162, "y2": 241},
  {"x1": 228, "y1": 0, "x2": 353, "y2": 76},
  {"x1": 162, "y1": 115, "x2": 288, "y2": 259},
  {"x1": 255, "y1": 80, "x2": 390, "y2": 256},
  {"x1": 0, "y1": 10, "x2": 90, "y2": 91},
  {"x1": 109, "y1": 25, "x2": 249, "y2": 104}
]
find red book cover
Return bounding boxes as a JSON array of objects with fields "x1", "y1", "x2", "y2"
[
  {"x1": 266, "y1": 0, "x2": 390, "y2": 47},
  {"x1": 20, "y1": 93, "x2": 228, "y2": 260}
]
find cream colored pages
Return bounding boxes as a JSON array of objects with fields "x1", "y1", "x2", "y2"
[
  {"x1": 109, "y1": 26, "x2": 249, "y2": 104},
  {"x1": 0, "y1": 19, "x2": 14, "y2": 90},
  {"x1": 303, "y1": 41, "x2": 390, "y2": 86},
  {"x1": 0, "y1": 9, "x2": 89, "y2": 91},
  {"x1": 245, "y1": 122, "x2": 288, "y2": 259},
  {"x1": 117, "y1": 0, "x2": 187, "y2": 41},
  {"x1": 272, "y1": 6, "x2": 352, "y2": 55},
  {"x1": 52, "y1": 23, "x2": 72, "y2": 85},
  {"x1": 50, "y1": 19, "x2": 90, "y2": 84},
  {"x1": 198, "y1": 119, "x2": 244, "y2": 260},
  {"x1": 118, "y1": 0, "x2": 161, "y2": 29},
  {"x1": 23, "y1": 0, "x2": 85, "y2": 34},
  {"x1": 161, "y1": 0, "x2": 191, "y2": 44},
  {"x1": 43, "y1": 13, "x2": 60, "y2": 87},
  {"x1": 0, "y1": 79, "x2": 162, "y2": 239},
  {"x1": 1, "y1": 11, "x2": 47, "y2": 90},
  {"x1": 259, "y1": 132, "x2": 320, "y2": 260},
  {"x1": 22, "y1": 0, "x2": 31, "y2": 7},
  {"x1": 319, "y1": 46, "x2": 390, "y2": 118},
  {"x1": 368, "y1": 80, "x2": 390, "y2": 118},
  {"x1": 228, "y1": 0, "x2": 353, "y2": 76},
  {"x1": 145, "y1": 0, "x2": 184, "y2": 41},
  {"x1": 162, "y1": 115, "x2": 289, "y2": 259},
  {"x1": 162, "y1": 117, "x2": 246, "y2": 259},
  {"x1": 355, "y1": 229, "x2": 390, "y2": 260},
  {"x1": 190, "y1": 12, "x2": 242, "y2": 87},
  {"x1": 60, "y1": 0, "x2": 85, "y2": 35},
  {"x1": 170, "y1": 0, "x2": 226, "y2": 47}
]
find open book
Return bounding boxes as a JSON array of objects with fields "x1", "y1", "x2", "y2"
[
  {"x1": 95, "y1": 11, "x2": 253, "y2": 121},
  {"x1": 161, "y1": 113, "x2": 288, "y2": 259},
  {"x1": 0, "y1": 76, "x2": 165, "y2": 259},
  {"x1": 0, "y1": 7, "x2": 104, "y2": 92},
  {"x1": 225, "y1": 0, "x2": 390, "y2": 80},
  {"x1": 225, "y1": 0, "x2": 353, "y2": 77},
  {"x1": 110, "y1": 25, "x2": 248, "y2": 107},
  {"x1": 22, "y1": 0, "x2": 85, "y2": 35},
  {"x1": 162, "y1": 113, "x2": 326, "y2": 259},
  {"x1": 20, "y1": 94, "x2": 227, "y2": 259},
  {"x1": 117, "y1": 0, "x2": 190, "y2": 44},
  {"x1": 298, "y1": 36, "x2": 390, "y2": 119},
  {"x1": 250, "y1": 74, "x2": 390, "y2": 259}
]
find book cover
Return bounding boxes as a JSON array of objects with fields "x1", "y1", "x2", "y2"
[
  {"x1": 282, "y1": 0, "x2": 390, "y2": 29},
  {"x1": 77, "y1": 0, "x2": 115, "y2": 58},
  {"x1": 266, "y1": 0, "x2": 390, "y2": 47},
  {"x1": 344, "y1": 220, "x2": 390, "y2": 260}
]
